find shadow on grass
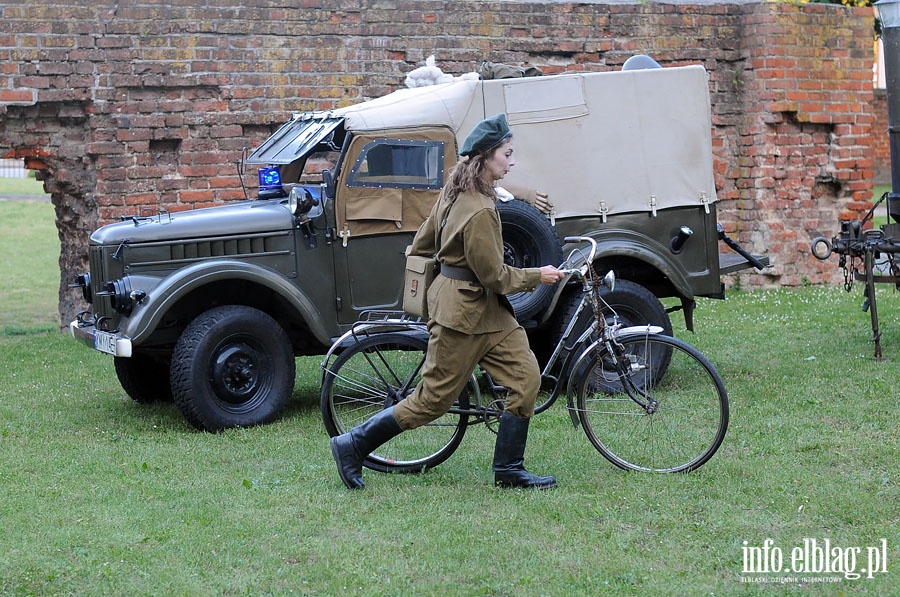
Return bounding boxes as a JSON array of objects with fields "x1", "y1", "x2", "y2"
[
  {"x1": 2, "y1": 324, "x2": 57, "y2": 336},
  {"x1": 100, "y1": 372, "x2": 325, "y2": 434}
]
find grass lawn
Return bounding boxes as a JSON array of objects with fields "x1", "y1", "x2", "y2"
[
  {"x1": 0, "y1": 172, "x2": 46, "y2": 196},
  {"x1": 0, "y1": 200, "x2": 897, "y2": 595},
  {"x1": 0, "y1": 198, "x2": 58, "y2": 332}
]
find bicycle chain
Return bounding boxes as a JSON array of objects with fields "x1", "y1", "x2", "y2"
[{"x1": 588, "y1": 262, "x2": 608, "y2": 388}]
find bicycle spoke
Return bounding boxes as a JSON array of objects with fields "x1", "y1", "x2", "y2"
[
  {"x1": 321, "y1": 332, "x2": 468, "y2": 474},
  {"x1": 360, "y1": 341, "x2": 424, "y2": 391},
  {"x1": 577, "y1": 334, "x2": 728, "y2": 473}
]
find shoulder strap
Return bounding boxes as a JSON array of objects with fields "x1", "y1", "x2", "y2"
[{"x1": 436, "y1": 195, "x2": 457, "y2": 253}]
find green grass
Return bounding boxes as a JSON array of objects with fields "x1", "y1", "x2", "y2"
[
  {"x1": 0, "y1": 172, "x2": 46, "y2": 195},
  {"x1": 873, "y1": 184, "x2": 891, "y2": 227},
  {"x1": 0, "y1": 200, "x2": 59, "y2": 332},
  {"x1": 1, "y1": 200, "x2": 897, "y2": 594}
]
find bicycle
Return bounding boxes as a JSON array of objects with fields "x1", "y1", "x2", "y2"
[{"x1": 320, "y1": 237, "x2": 729, "y2": 474}]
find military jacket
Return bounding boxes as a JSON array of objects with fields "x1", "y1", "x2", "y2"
[{"x1": 409, "y1": 189, "x2": 542, "y2": 334}]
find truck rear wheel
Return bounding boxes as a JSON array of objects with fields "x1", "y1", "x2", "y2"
[
  {"x1": 170, "y1": 305, "x2": 295, "y2": 432},
  {"x1": 546, "y1": 278, "x2": 674, "y2": 389},
  {"x1": 548, "y1": 278, "x2": 674, "y2": 348},
  {"x1": 496, "y1": 199, "x2": 562, "y2": 321}
]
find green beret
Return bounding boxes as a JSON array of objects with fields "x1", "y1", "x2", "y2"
[{"x1": 459, "y1": 113, "x2": 511, "y2": 157}]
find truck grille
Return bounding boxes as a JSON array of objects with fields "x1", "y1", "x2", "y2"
[
  {"x1": 88, "y1": 244, "x2": 124, "y2": 329},
  {"x1": 128, "y1": 232, "x2": 293, "y2": 268},
  {"x1": 169, "y1": 234, "x2": 288, "y2": 262}
]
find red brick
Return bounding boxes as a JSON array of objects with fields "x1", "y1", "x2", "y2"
[
  {"x1": 0, "y1": 0, "x2": 883, "y2": 328},
  {"x1": 0, "y1": 88, "x2": 36, "y2": 104},
  {"x1": 180, "y1": 190, "x2": 215, "y2": 204}
]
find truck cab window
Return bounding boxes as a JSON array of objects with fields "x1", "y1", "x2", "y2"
[{"x1": 347, "y1": 139, "x2": 444, "y2": 189}]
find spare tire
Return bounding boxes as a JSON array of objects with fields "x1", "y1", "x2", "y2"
[{"x1": 496, "y1": 199, "x2": 563, "y2": 321}]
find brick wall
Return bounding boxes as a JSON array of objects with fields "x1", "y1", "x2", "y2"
[
  {"x1": 0, "y1": 0, "x2": 876, "y2": 325},
  {"x1": 873, "y1": 89, "x2": 890, "y2": 184}
]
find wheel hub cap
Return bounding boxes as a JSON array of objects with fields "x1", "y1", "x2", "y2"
[{"x1": 211, "y1": 344, "x2": 260, "y2": 403}]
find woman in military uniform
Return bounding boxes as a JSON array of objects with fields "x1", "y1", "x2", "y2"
[{"x1": 330, "y1": 113, "x2": 564, "y2": 490}]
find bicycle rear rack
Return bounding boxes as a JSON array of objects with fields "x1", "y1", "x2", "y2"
[{"x1": 320, "y1": 310, "x2": 428, "y2": 376}]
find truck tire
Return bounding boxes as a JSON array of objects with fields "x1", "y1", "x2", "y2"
[
  {"x1": 170, "y1": 305, "x2": 295, "y2": 432},
  {"x1": 496, "y1": 199, "x2": 562, "y2": 321},
  {"x1": 550, "y1": 278, "x2": 674, "y2": 344},
  {"x1": 546, "y1": 278, "x2": 674, "y2": 380},
  {"x1": 114, "y1": 353, "x2": 173, "y2": 403}
]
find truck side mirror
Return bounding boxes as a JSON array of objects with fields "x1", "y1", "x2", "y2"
[{"x1": 322, "y1": 169, "x2": 335, "y2": 201}]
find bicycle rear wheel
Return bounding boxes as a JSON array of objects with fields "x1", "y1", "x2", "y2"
[
  {"x1": 321, "y1": 331, "x2": 468, "y2": 474},
  {"x1": 575, "y1": 333, "x2": 728, "y2": 473}
]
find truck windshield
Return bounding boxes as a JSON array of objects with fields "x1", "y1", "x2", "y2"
[{"x1": 245, "y1": 114, "x2": 343, "y2": 165}]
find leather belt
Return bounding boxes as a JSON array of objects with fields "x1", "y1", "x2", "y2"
[{"x1": 439, "y1": 263, "x2": 479, "y2": 283}]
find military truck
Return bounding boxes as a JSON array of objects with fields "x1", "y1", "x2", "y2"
[{"x1": 70, "y1": 59, "x2": 766, "y2": 431}]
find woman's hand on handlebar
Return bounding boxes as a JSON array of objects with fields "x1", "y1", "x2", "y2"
[{"x1": 539, "y1": 265, "x2": 565, "y2": 285}]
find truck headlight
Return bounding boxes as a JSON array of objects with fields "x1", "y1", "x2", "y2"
[
  {"x1": 71, "y1": 273, "x2": 92, "y2": 304},
  {"x1": 97, "y1": 278, "x2": 135, "y2": 317},
  {"x1": 289, "y1": 185, "x2": 319, "y2": 217}
]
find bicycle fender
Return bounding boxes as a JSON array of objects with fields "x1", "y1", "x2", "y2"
[
  {"x1": 564, "y1": 330, "x2": 669, "y2": 426},
  {"x1": 616, "y1": 325, "x2": 664, "y2": 336}
]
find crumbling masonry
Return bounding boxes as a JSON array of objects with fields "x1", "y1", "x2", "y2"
[{"x1": 0, "y1": 0, "x2": 876, "y2": 326}]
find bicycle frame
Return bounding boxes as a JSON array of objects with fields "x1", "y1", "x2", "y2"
[
  {"x1": 319, "y1": 238, "x2": 727, "y2": 474},
  {"x1": 537, "y1": 272, "x2": 663, "y2": 425},
  {"x1": 319, "y1": 238, "x2": 661, "y2": 430}
]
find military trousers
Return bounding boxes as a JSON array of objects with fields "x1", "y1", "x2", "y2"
[{"x1": 393, "y1": 322, "x2": 541, "y2": 430}]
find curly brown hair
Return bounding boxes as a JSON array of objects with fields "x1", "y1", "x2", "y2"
[{"x1": 444, "y1": 137, "x2": 512, "y2": 202}]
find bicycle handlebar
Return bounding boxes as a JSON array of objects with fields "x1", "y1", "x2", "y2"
[
  {"x1": 558, "y1": 237, "x2": 614, "y2": 291},
  {"x1": 559, "y1": 236, "x2": 597, "y2": 276}
]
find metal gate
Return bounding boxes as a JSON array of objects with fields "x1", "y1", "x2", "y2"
[{"x1": 0, "y1": 159, "x2": 27, "y2": 178}]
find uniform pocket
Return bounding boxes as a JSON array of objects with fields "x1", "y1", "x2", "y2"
[{"x1": 452, "y1": 282, "x2": 486, "y2": 329}]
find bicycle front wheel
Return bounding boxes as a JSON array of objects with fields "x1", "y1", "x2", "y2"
[
  {"x1": 321, "y1": 331, "x2": 468, "y2": 474},
  {"x1": 576, "y1": 334, "x2": 728, "y2": 473}
]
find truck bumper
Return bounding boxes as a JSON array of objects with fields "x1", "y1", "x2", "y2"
[{"x1": 69, "y1": 318, "x2": 133, "y2": 358}]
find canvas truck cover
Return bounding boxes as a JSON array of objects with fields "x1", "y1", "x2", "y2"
[
  {"x1": 480, "y1": 65, "x2": 718, "y2": 219},
  {"x1": 253, "y1": 65, "x2": 717, "y2": 219}
]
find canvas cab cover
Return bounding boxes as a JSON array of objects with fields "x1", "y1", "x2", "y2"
[{"x1": 248, "y1": 64, "x2": 718, "y2": 219}]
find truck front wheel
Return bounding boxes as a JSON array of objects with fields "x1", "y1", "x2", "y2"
[{"x1": 170, "y1": 305, "x2": 295, "y2": 432}]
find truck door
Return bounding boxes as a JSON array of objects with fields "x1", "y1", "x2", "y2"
[{"x1": 331, "y1": 126, "x2": 458, "y2": 325}]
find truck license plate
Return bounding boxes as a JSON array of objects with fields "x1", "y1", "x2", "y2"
[{"x1": 94, "y1": 330, "x2": 117, "y2": 355}]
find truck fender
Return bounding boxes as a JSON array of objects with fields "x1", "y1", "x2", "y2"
[
  {"x1": 119, "y1": 259, "x2": 331, "y2": 346},
  {"x1": 580, "y1": 229, "x2": 696, "y2": 300}
]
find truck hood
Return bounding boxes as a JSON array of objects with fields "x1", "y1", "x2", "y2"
[{"x1": 89, "y1": 199, "x2": 293, "y2": 245}]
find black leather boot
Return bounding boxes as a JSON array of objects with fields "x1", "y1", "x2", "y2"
[
  {"x1": 492, "y1": 412, "x2": 557, "y2": 489},
  {"x1": 330, "y1": 407, "x2": 403, "y2": 490}
]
